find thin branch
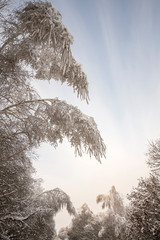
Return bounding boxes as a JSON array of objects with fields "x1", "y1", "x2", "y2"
[
  {"x1": 0, "y1": 98, "x2": 55, "y2": 114},
  {"x1": 0, "y1": 33, "x2": 19, "y2": 52},
  {"x1": 5, "y1": 110, "x2": 25, "y2": 121},
  {"x1": 0, "y1": 233, "x2": 10, "y2": 240},
  {"x1": 0, "y1": 190, "x2": 17, "y2": 198},
  {"x1": 0, "y1": 0, "x2": 8, "y2": 10},
  {"x1": 34, "y1": 190, "x2": 53, "y2": 201},
  {"x1": 3, "y1": 148, "x2": 27, "y2": 160}
]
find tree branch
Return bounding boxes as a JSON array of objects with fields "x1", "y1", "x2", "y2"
[
  {"x1": 0, "y1": 98, "x2": 55, "y2": 114},
  {"x1": 0, "y1": 33, "x2": 20, "y2": 52},
  {"x1": 0, "y1": 190, "x2": 17, "y2": 198}
]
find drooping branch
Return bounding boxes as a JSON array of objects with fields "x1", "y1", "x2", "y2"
[
  {"x1": 2, "y1": 1, "x2": 89, "y2": 102},
  {"x1": 33, "y1": 188, "x2": 76, "y2": 215},
  {"x1": 1, "y1": 98, "x2": 106, "y2": 161}
]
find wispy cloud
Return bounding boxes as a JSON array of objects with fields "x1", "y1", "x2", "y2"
[{"x1": 98, "y1": 0, "x2": 160, "y2": 142}]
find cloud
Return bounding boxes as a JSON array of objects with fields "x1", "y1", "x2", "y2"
[{"x1": 98, "y1": 0, "x2": 160, "y2": 141}]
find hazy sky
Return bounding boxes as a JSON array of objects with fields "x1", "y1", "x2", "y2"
[{"x1": 11, "y1": 0, "x2": 160, "y2": 230}]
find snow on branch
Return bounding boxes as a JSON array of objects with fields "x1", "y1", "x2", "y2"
[
  {"x1": 1, "y1": 1, "x2": 89, "y2": 102},
  {"x1": 34, "y1": 188, "x2": 76, "y2": 215},
  {"x1": 1, "y1": 98, "x2": 106, "y2": 162}
]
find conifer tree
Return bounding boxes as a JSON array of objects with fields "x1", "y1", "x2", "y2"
[{"x1": 127, "y1": 141, "x2": 160, "y2": 240}]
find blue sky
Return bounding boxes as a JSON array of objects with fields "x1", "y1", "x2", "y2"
[{"x1": 11, "y1": 0, "x2": 160, "y2": 230}]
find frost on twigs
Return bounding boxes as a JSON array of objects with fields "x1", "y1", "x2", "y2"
[
  {"x1": 147, "y1": 140, "x2": 160, "y2": 176},
  {"x1": 5, "y1": 1, "x2": 89, "y2": 102},
  {"x1": 34, "y1": 188, "x2": 76, "y2": 215},
  {"x1": 127, "y1": 176, "x2": 160, "y2": 239},
  {"x1": 35, "y1": 48, "x2": 89, "y2": 102},
  {"x1": 17, "y1": 1, "x2": 73, "y2": 47},
  {"x1": 63, "y1": 200, "x2": 127, "y2": 240},
  {"x1": 0, "y1": 0, "x2": 105, "y2": 162},
  {"x1": 96, "y1": 186, "x2": 125, "y2": 216},
  {"x1": 1, "y1": 98, "x2": 106, "y2": 162}
]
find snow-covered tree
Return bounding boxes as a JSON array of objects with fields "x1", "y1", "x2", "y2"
[
  {"x1": 0, "y1": 125, "x2": 75, "y2": 239},
  {"x1": 96, "y1": 186, "x2": 127, "y2": 240},
  {"x1": 62, "y1": 187, "x2": 127, "y2": 240},
  {"x1": 97, "y1": 185, "x2": 125, "y2": 216},
  {"x1": 0, "y1": 1, "x2": 106, "y2": 239},
  {"x1": 97, "y1": 211, "x2": 127, "y2": 240},
  {"x1": 127, "y1": 141, "x2": 160, "y2": 240},
  {"x1": 58, "y1": 227, "x2": 69, "y2": 240},
  {"x1": 127, "y1": 176, "x2": 160, "y2": 240},
  {"x1": 147, "y1": 140, "x2": 160, "y2": 177},
  {"x1": 64, "y1": 203, "x2": 101, "y2": 240}
]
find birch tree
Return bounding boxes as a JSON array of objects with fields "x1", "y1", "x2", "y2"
[{"x1": 0, "y1": 1, "x2": 106, "y2": 239}]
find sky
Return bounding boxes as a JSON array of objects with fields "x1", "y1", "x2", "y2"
[{"x1": 11, "y1": 0, "x2": 160, "y2": 231}]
